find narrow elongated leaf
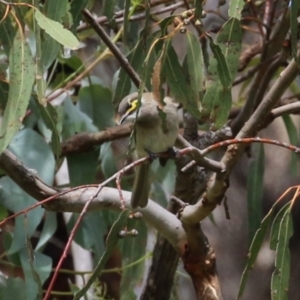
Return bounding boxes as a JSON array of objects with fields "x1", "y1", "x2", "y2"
[
  {"x1": 120, "y1": 218, "x2": 147, "y2": 296},
  {"x1": 247, "y1": 143, "x2": 264, "y2": 242},
  {"x1": 201, "y1": 19, "x2": 241, "y2": 128},
  {"x1": 271, "y1": 206, "x2": 293, "y2": 300},
  {"x1": 270, "y1": 202, "x2": 291, "y2": 251},
  {"x1": 215, "y1": 18, "x2": 242, "y2": 80},
  {"x1": 186, "y1": 31, "x2": 204, "y2": 112},
  {"x1": 38, "y1": 102, "x2": 61, "y2": 157},
  {"x1": 70, "y1": 0, "x2": 89, "y2": 30},
  {"x1": 35, "y1": 10, "x2": 80, "y2": 50},
  {"x1": 0, "y1": 6, "x2": 17, "y2": 55},
  {"x1": 41, "y1": 0, "x2": 68, "y2": 69},
  {"x1": 282, "y1": 114, "x2": 298, "y2": 176},
  {"x1": 0, "y1": 30, "x2": 35, "y2": 155},
  {"x1": 103, "y1": 0, "x2": 117, "y2": 21},
  {"x1": 194, "y1": 0, "x2": 203, "y2": 19},
  {"x1": 237, "y1": 207, "x2": 275, "y2": 299},
  {"x1": 290, "y1": 0, "x2": 299, "y2": 62},
  {"x1": 163, "y1": 42, "x2": 200, "y2": 118},
  {"x1": 206, "y1": 34, "x2": 231, "y2": 87},
  {"x1": 75, "y1": 210, "x2": 130, "y2": 299},
  {"x1": 228, "y1": 0, "x2": 245, "y2": 20}
]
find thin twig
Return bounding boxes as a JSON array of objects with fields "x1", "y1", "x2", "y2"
[{"x1": 82, "y1": 9, "x2": 142, "y2": 88}]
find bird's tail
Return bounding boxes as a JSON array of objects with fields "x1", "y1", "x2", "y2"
[{"x1": 131, "y1": 163, "x2": 150, "y2": 208}]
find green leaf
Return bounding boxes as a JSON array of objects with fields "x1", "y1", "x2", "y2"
[
  {"x1": 163, "y1": 41, "x2": 200, "y2": 119},
  {"x1": 0, "y1": 30, "x2": 35, "y2": 155},
  {"x1": 247, "y1": 143, "x2": 264, "y2": 243},
  {"x1": 19, "y1": 248, "x2": 52, "y2": 300},
  {"x1": 194, "y1": 0, "x2": 203, "y2": 20},
  {"x1": 75, "y1": 210, "x2": 130, "y2": 299},
  {"x1": 2, "y1": 278, "x2": 26, "y2": 300},
  {"x1": 0, "y1": 7, "x2": 17, "y2": 55},
  {"x1": 120, "y1": 218, "x2": 147, "y2": 296},
  {"x1": 67, "y1": 150, "x2": 99, "y2": 186},
  {"x1": 78, "y1": 84, "x2": 114, "y2": 130},
  {"x1": 270, "y1": 202, "x2": 291, "y2": 251},
  {"x1": 37, "y1": 102, "x2": 61, "y2": 158},
  {"x1": 271, "y1": 205, "x2": 293, "y2": 300},
  {"x1": 186, "y1": 31, "x2": 204, "y2": 112},
  {"x1": 0, "y1": 81, "x2": 9, "y2": 110},
  {"x1": 62, "y1": 96, "x2": 98, "y2": 140},
  {"x1": 35, "y1": 10, "x2": 80, "y2": 50},
  {"x1": 67, "y1": 211, "x2": 105, "y2": 260},
  {"x1": 237, "y1": 206, "x2": 275, "y2": 299},
  {"x1": 206, "y1": 34, "x2": 231, "y2": 87},
  {"x1": 40, "y1": 0, "x2": 68, "y2": 69},
  {"x1": 103, "y1": 0, "x2": 117, "y2": 21},
  {"x1": 70, "y1": 0, "x2": 90, "y2": 31},
  {"x1": 201, "y1": 19, "x2": 241, "y2": 128},
  {"x1": 201, "y1": 80, "x2": 232, "y2": 128},
  {"x1": 290, "y1": 0, "x2": 299, "y2": 62},
  {"x1": 35, "y1": 212, "x2": 57, "y2": 251},
  {"x1": 215, "y1": 18, "x2": 242, "y2": 81},
  {"x1": 1, "y1": 129, "x2": 55, "y2": 254},
  {"x1": 282, "y1": 114, "x2": 298, "y2": 176},
  {"x1": 228, "y1": 0, "x2": 245, "y2": 20}
]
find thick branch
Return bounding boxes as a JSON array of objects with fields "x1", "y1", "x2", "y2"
[
  {"x1": 180, "y1": 49, "x2": 300, "y2": 225},
  {"x1": 0, "y1": 149, "x2": 186, "y2": 251}
]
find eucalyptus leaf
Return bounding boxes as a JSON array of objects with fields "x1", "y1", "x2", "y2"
[
  {"x1": 271, "y1": 206, "x2": 293, "y2": 300},
  {"x1": 35, "y1": 10, "x2": 80, "y2": 50},
  {"x1": 0, "y1": 30, "x2": 35, "y2": 155},
  {"x1": 247, "y1": 143, "x2": 264, "y2": 243},
  {"x1": 228, "y1": 0, "x2": 245, "y2": 20},
  {"x1": 75, "y1": 210, "x2": 130, "y2": 299}
]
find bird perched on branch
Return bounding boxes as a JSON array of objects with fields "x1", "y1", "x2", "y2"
[{"x1": 118, "y1": 92, "x2": 179, "y2": 208}]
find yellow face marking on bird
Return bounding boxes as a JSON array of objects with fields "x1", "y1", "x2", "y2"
[{"x1": 126, "y1": 98, "x2": 138, "y2": 115}]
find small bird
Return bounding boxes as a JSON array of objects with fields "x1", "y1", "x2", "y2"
[{"x1": 118, "y1": 92, "x2": 179, "y2": 208}]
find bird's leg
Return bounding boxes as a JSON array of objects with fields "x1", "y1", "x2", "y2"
[{"x1": 145, "y1": 149, "x2": 158, "y2": 162}]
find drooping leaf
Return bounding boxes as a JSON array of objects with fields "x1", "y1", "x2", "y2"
[
  {"x1": 2, "y1": 278, "x2": 26, "y2": 300},
  {"x1": 75, "y1": 210, "x2": 130, "y2": 299},
  {"x1": 0, "y1": 7, "x2": 17, "y2": 55},
  {"x1": 282, "y1": 114, "x2": 298, "y2": 176},
  {"x1": 186, "y1": 31, "x2": 204, "y2": 112},
  {"x1": 270, "y1": 202, "x2": 291, "y2": 251},
  {"x1": 247, "y1": 143, "x2": 264, "y2": 242},
  {"x1": 78, "y1": 84, "x2": 114, "y2": 130},
  {"x1": 290, "y1": 0, "x2": 299, "y2": 62},
  {"x1": 67, "y1": 149, "x2": 99, "y2": 187},
  {"x1": 163, "y1": 41, "x2": 200, "y2": 119},
  {"x1": 37, "y1": 102, "x2": 61, "y2": 158},
  {"x1": 215, "y1": 18, "x2": 242, "y2": 81},
  {"x1": 206, "y1": 34, "x2": 231, "y2": 87},
  {"x1": 0, "y1": 30, "x2": 35, "y2": 155},
  {"x1": 62, "y1": 96, "x2": 98, "y2": 140},
  {"x1": 228, "y1": 0, "x2": 245, "y2": 20},
  {"x1": 1, "y1": 129, "x2": 55, "y2": 254},
  {"x1": 40, "y1": 0, "x2": 69, "y2": 69},
  {"x1": 271, "y1": 205, "x2": 293, "y2": 300},
  {"x1": 237, "y1": 207, "x2": 275, "y2": 299},
  {"x1": 67, "y1": 211, "x2": 106, "y2": 261},
  {"x1": 35, "y1": 10, "x2": 80, "y2": 50},
  {"x1": 201, "y1": 18, "x2": 242, "y2": 128},
  {"x1": 194, "y1": 0, "x2": 203, "y2": 20},
  {"x1": 35, "y1": 211, "x2": 58, "y2": 251},
  {"x1": 70, "y1": 0, "x2": 90, "y2": 31},
  {"x1": 103, "y1": 0, "x2": 117, "y2": 22},
  {"x1": 19, "y1": 248, "x2": 52, "y2": 300},
  {"x1": 120, "y1": 218, "x2": 147, "y2": 297}
]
